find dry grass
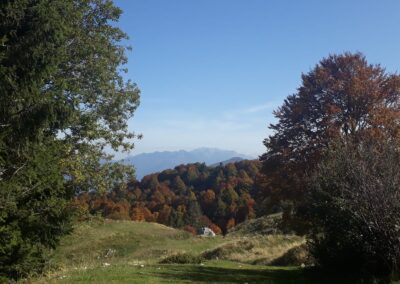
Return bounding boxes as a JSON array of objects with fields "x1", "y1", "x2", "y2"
[
  {"x1": 28, "y1": 219, "x2": 361, "y2": 283},
  {"x1": 228, "y1": 213, "x2": 283, "y2": 236},
  {"x1": 269, "y1": 244, "x2": 312, "y2": 266},
  {"x1": 202, "y1": 234, "x2": 305, "y2": 265}
]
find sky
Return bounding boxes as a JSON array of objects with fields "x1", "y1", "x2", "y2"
[{"x1": 113, "y1": 0, "x2": 400, "y2": 158}]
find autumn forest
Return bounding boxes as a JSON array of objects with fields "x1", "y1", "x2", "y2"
[
  {"x1": 2, "y1": 0, "x2": 400, "y2": 283},
  {"x1": 74, "y1": 160, "x2": 261, "y2": 234}
]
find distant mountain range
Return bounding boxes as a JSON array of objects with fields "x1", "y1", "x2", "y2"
[
  {"x1": 210, "y1": 157, "x2": 246, "y2": 167},
  {"x1": 119, "y1": 148, "x2": 255, "y2": 179}
]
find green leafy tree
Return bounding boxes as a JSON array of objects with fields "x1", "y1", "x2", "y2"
[
  {"x1": 168, "y1": 209, "x2": 185, "y2": 228},
  {"x1": 185, "y1": 193, "x2": 203, "y2": 228},
  {"x1": 172, "y1": 176, "x2": 186, "y2": 194},
  {"x1": 225, "y1": 163, "x2": 238, "y2": 177},
  {"x1": 148, "y1": 176, "x2": 160, "y2": 191},
  {"x1": 221, "y1": 186, "x2": 239, "y2": 206},
  {"x1": 215, "y1": 198, "x2": 227, "y2": 219},
  {"x1": 0, "y1": 143, "x2": 71, "y2": 280},
  {"x1": 184, "y1": 166, "x2": 199, "y2": 184},
  {"x1": 305, "y1": 139, "x2": 400, "y2": 281},
  {"x1": 0, "y1": 0, "x2": 139, "y2": 280}
]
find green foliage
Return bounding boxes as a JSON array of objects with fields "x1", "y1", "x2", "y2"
[
  {"x1": 304, "y1": 139, "x2": 400, "y2": 281},
  {"x1": 0, "y1": 0, "x2": 139, "y2": 280},
  {"x1": 160, "y1": 253, "x2": 204, "y2": 264},
  {"x1": 0, "y1": 142, "x2": 72, "y2": 279},
  {"x1": 173, "y1": 176, "x2": 186, "y2": 194},
  {"x1": 185, "y1": 198, "x2": 203, "y2": 228}
]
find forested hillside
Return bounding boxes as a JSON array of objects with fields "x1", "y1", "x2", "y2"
[{"x1": 73, "y1": 160, "x2": 261, "y2": 234}]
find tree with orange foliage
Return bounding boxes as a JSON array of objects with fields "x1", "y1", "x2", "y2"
[
  {"x1": 130, "y1": 207, "x2": 146, "y2": 222},
  {"x1": 78, "y1": 160, "x2": 261, "y2": 231},
  {"x1": 200, "y1": 189, "x2": 216, "y2": 214},
  {"x1": 142, "y1": 207, "x2": 156, "y2": 222},
  {"x1": 201, "y1": 189, "x2": 216, "y2": 205},
  {"x1": 107, "y1": 201, "x2": 130, "y2": 220},
  {"x1": 157, "y1": 205, "x2": 172, "y2": 225},
  {"x1": 260, "y1": 52, "x2": 400, "y2": 214},
  {"x1": 183, "y1": 225, "x2": 197, "y2": 235},
  {"x1": 208, "y1": 223, "x2": 222, "y2": 235}
]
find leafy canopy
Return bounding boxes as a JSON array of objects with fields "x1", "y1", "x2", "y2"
[
  {"x1": 0, "y1": 0, "x2": 139, "y2": 279},
  {"x1": 260, "y1": 52, "x2": 400, "y2": 212},
  {"x1": 305, "y1": 139, "x2": 400, "y2": 280}
]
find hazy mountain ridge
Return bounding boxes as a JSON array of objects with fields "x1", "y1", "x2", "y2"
[
  {"x1": 210, "y1": 157, "x2": 246, "y2": 167},
  {"x1": 119, "y1": 148, "x2": 254, "y2": 179}
]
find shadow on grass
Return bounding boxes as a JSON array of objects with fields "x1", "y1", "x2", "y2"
[{"x1": 154, "y1": 265, "x2": 361, "y2": 284}]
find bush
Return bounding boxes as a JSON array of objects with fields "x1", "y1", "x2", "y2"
[
  {"x1": 183, "y1": 225, "x2": 197, "y2": 236},
  {"x1": 270, "y1": 244, "x2": 311, "y2": 266},
  {"x1": 228, "y1": 213, "x2": 282, "y2": 236},
  {"x1": 304, "y1": 139, "x2": 400, "y2": 281},
  {"x1": 160, "y1": 253, "x2": 204, "y2": 264}
]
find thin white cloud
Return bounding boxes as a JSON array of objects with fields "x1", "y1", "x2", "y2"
[
  {"x1": 241, "y1": 102, "x2": 278, "y2": 114},
  {"x1": 222, "y1": 101, "x2": 279, "y2": 119}
]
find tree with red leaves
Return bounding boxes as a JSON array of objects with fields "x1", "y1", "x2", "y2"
[{"x1": 260, "y1": 52, "x2": 400, "y2": 214}]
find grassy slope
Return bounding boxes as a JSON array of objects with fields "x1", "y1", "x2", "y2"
[{"x1": 32, "y1": 219, "x2": 353, "y2": 283}]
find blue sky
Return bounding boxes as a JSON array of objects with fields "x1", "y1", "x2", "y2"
[{"x1": 114, "y1": 0, "x2": 400, "y2": 158}]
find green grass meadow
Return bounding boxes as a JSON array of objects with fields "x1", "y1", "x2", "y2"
[{"x1": 31, "y1": 219, "x2": 360, "y2": 283}]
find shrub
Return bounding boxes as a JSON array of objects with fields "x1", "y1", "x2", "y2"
[
  {"x1": 208, "y1": 223, "x2": 223, "y2": 235},
  {"x1": 270, "y1": 244, "x2": 311, "y2": 266},
  {"x1": 183, "y1": 225, "x2": 197, "y2": 236},
  {"x1": 160, "y1": 253, "x2": 204, "y2": 264},
  {"x1": 304, "y1": 139, "x2": 400, "y2": 281}
]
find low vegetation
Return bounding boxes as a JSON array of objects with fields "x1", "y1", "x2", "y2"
[
  {"x1": 228, "y1": 213, "x2": 283, "y2": 236},
  {"x1": 270, "y1": 244, "x2": 311, "y2": 267},
  {"x1": 160, "y1": 253, "x2": 205, "y2": 264},
  {"x1": 202, "y1": 235, "x2": 304, "y2": 265},
  {"x1": 29, "y1": 219, "x2": 314, "y2": 283}
]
